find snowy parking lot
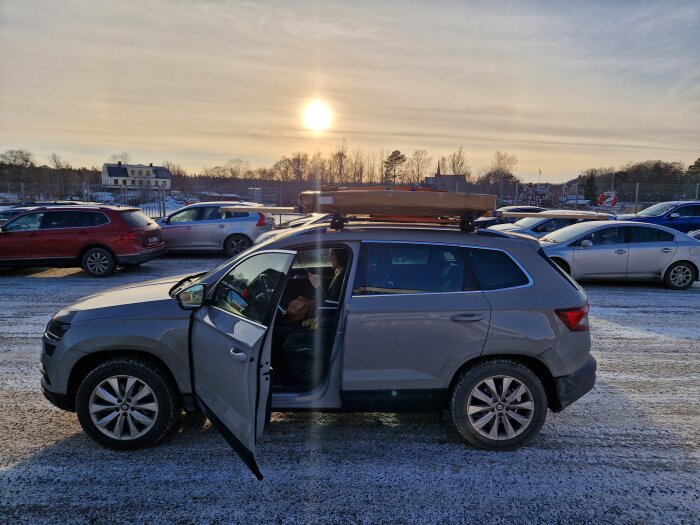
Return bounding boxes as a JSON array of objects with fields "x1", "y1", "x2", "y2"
[{"x1": 1, "y1": 256, "x2": 698, "y2": 524}]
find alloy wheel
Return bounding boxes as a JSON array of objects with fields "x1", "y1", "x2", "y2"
[
  {"x1": 86, "y1": 252, "x2": 111, "y2": 275},
  {"x1": 88, "y1": 375, "x2": 159, "y2": 440},
  {"x1": 467, "y1": 375, "x2": 535, "y2": 440},
  {"x1": 669, "y1": 265, "x2": 693, "y2": 288}
]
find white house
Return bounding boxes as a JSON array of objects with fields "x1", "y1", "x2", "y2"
[{"x1": 101, "y1": 162, "x2": 172, "y2": 190}]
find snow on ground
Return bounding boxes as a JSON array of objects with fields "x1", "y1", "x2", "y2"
[{"x1": 0, "y1": 259, "x2": 698, "y2": 524}]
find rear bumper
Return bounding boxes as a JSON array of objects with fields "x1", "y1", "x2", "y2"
[
  {"x1": 554, "y1": 356, "x2": 597, "y2": 411},
  {"x1": 116, "y1": 245, "x2": 166, "y2": 265}
]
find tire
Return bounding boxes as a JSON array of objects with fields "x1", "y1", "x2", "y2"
[
  {"x1": 663, "y1": 261, "x2": 696, "y2": 290},
  {"x1": 223, "y1": 234, "x2": 252, "y2": 257},
  {"x1": 76, "y1": 358, "x2": 180, "y2": 450},
  {"x1": 450, "y1": 360, "x2": 547, "y2": 450},
  {"x1": 552, "y1": 258, "x2": 570, "y2": 274},
  {"x1": 82, "y1": 247, "x2": 116, "y2": 277}
]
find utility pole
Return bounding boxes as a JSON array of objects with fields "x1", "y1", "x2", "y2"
[{"x1": 634, "y1": 183, "x2": 640, "y2": 213}]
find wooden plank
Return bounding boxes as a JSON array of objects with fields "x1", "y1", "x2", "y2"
[{"x1": 298, "y1": 190, "x2": 497, "y2": 216}]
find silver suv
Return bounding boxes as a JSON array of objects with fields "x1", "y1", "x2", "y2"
[{"x1": 41, "y1": 222, "x2": 596, "y2": 479}]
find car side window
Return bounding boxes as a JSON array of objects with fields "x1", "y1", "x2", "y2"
[
  {"x1": 463, "y1": 248, "x2": 530, "y2": 290},
  {"x1": 213, "y1": 253, "x2": 288, "y2": 325},
  {"x1": 200, "y1": 206, "x2": 225, "y2": 221},
  {"x1": 629, "y1": 227, "x2": 674, "y2": 243},
  {"x1": 676, "y1": 205, "x2": 700, "y2": 217},
  {"x1": 353, "y1": 242, "x2": 476, "y2": 295},
  {"x1": 169, "y1": 208, "x2": 200, "y2": 223},
  {"x1": 4, "y1": 212, "x2": 44, "y2": 232},
  {"x1": 90, "y1": 212, "x2": 109, "y2": 226},
  {"x1": 40, "y1": 211, "x2": 92, "y2": 229},
  {"x1": 573, "y1": 226, "x2": 626, "y2": 247}
]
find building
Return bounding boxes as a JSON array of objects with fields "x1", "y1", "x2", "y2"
[{"x1": 101, "y1": 162, "x2": 172, "y2": 190}]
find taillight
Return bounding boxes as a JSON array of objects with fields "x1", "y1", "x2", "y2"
[
  {"x1": 555, "y1": 304, "x2": 589, "y2": 331},
  {"x1": 256, "y1": 213, "x2": 266, "y2": 227}
]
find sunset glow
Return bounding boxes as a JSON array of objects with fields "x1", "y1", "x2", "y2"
[{"x1": 303, "y1": 101, "x2": 332, "y2": 132}]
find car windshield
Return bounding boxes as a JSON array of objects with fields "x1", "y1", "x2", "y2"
[
  {"x1": 513, "y1": 217, "x2": 545, "y2": 229},
  {"x1": 636, "y1": 202, "x2": 677, "y2": 217},
  {"x1": 540, "y1": 222, "x2": 603, "y2": 243}
]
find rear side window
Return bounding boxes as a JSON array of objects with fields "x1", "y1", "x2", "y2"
[
  {"x1": 353, "y1": 242, "x2": 477, "y2": 295},
  {"x1": 463, "y1": 248, "x2": 530, "y2": 290},
  {"x1": 571, "y1": 226, "x2": 626, "y2": 247},
  {"x1": 38, "y1": 211, "x2": 108, "y2": 228},
  {"x1": 121, "y1": 211, "x2": 154, "y2": 228},
  {"x1": 677, "y1": 205, "x2": 700, "y2": 217},
  {"x1": 629, "y1": 226, "x2": 674, "y2": 243}
]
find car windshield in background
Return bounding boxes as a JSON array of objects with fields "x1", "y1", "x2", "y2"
[
  {"x1": 513, "y1": 217, "x2": 544, "y2": 228},
  {"x1": 121, "y1": 210, "x2": 154, "y2": 227},
  {"x1": 636, "y1": 202, "x2": 677, "y2": 217},
  {"x1": 540, "y1": 222, "x2": 602, "y2": 243}
]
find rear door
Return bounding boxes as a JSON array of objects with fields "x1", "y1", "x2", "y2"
[
  {"x1": 626, "y1": 226, "x2": 677, "y2": 278},
  {"x1": 191, "y1": 206, "x2": 234, "y2": 249},
  {"x1": 190, "y1": 250, "x2": 295, "y2": 479},
  {"x1": 673, "y1": 205, "x2": 700, "y2": 233},
  {"x1": 343, "y1": 241, "x2": 491, "y2": 394},
  {"x1": 572, "y1": 225, "x2": 628, "y2": 279}
]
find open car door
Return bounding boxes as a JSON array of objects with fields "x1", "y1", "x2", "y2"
[{"x1": 190, "y1": 250, "x2": 296, "y2": 480}]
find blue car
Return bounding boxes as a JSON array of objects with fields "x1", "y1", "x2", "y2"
[{"x1": 622, "y1": 201, "x2": 700, "y2": 233}]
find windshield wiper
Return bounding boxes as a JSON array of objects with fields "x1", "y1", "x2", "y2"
[{"x1": 169, "y1": 272, "x2": 206, "y2": 296}]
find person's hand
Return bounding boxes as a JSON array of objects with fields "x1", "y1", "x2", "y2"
[{"x1": 308, "y1": 272, "x2": 321, "y2": 289}]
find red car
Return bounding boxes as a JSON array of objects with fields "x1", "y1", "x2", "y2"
[{"x1": 0, "y1": 206, "x2": 165, "y2": 277}]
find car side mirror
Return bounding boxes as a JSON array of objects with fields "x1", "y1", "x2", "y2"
[
  {"x1": 580, "y1": 239, "x2": 593, "y2": 249},
  {"x1": 176, "y1": 284, "x2": 205, "y2": 310},
  {"x1": 163, "y1": 216, "x2": 171, "y2": 224},
  {"x1": 668, "y1": 212, "x2": 679, "y2": 219}
]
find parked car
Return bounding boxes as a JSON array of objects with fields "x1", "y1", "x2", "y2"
[
  {"x1": 687, "y1": 229, "x2": 700, "y2": 241},
  {"x1": 474, "y1": 205, "x2": 547, "y2": 229},
  {"x1": 620, "y1": 201, "x2": 700, "y2": 233},
  {"x1": 41, "y1": 220, "x2": 596, "y2": 479},
  {"x1": 488, "y1": 210, "x2": 608, "y2": 238},
  {"x1": 158, "y1": 202, "x2": 274, "y2": 256},
  {"x1": 0, "y1": 206, "x2": 165, "y2": 276},
  {"x1": 540, "y1": 221, "x2": 700, "y2": 289}
]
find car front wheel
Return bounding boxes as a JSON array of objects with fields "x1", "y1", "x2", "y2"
[
  {"x1": 76, "y1": 358, "x2": 179, "y2": 450},
  {"x1": 450, "y1": 360, "x2": 547, "y2": 450}
]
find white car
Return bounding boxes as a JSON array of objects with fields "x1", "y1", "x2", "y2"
[{"x1": 489, "y1": 210, "x2": 608, "y2": 238}]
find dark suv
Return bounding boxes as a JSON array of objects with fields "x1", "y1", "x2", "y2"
[
  {"x1": 0, "y1": 206, "x2": 165, "y2": 276},
  {"x1": 41, "y1": 221, "x2": 595, "y2": 479}
]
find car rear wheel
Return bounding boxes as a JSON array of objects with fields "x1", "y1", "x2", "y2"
[
  {"x1": 663, "y1": 261, "x2": 695, "y2": 290},
  {"x1": 82, "y1": 247, "x2": 116, "y2": 277},
  {"x1": 450, "y1": 360, "x2": 547, "y2": 450},
  {"x1": 223, "y1": 234, "x2": 251, "y2": 257},
  {"x1": 76, "y1": 358, "x2": 180, "y2": 450}
]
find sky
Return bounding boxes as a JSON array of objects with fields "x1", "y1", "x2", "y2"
[{"x1": 0, "y1": 0, "x2": 698, "y2": 182}]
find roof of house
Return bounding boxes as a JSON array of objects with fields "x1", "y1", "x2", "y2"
[{"x1": 102, "y1": 163, "x2": 172, "y2": 179}]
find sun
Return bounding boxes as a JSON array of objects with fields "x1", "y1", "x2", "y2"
[{"x1": 303, "y1": 101, "x2": 332, "y2": 132}]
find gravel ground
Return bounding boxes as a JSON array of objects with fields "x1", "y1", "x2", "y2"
[{"x1": 1, "y1": 256, "x2": 698, "y2": 524}]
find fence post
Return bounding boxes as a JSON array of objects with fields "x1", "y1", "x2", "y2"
[
  {"x1": 634, "y1": 183, "x2": 640, "y2": 213},
  {"x1": 514, "y1": 183, "x2": 519, "y2": 205},
  {"x1": 696, "y1": 183, "x2": 699, "y2": 200}
]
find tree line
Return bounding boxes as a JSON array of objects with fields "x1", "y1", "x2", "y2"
[{"x1": 1, "y1": 146, "x2": 697, "y2": 199}]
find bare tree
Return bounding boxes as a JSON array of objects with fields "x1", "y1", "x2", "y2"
[
  {"x1": 365, "y1": 153, "x2": 379, "y2": 184},
  {"x1": 290, "y1": 153, "x2": 309, "y2": 182},
  {"x1": 330, "y1": 140, "x2": 349, "y2": 183},
  {"x1": 477, "y1": 151, "x2": 520, "y2": 194},
  {"x1": 307, "y1": 152, "x2": 326, "y2": 183},
  {"x1": 404, "y1": 149, "x2": 432, "y2": 184},
  {"x1": 108, "y1": 152, "x2": 132, "y2": 164},
  {"x1": 350, "y1": 148, "x2": 365, "y2": 183},
  {"x1": 162, "y1": 161, "x2": 188, "y2": 178},
  {"x1": 224, "y1": 158, "x2": 251, "y2": 179},
  {"x1": 272, "y1": 158, "x2": 293, "y2": 182},
  {"x1": 48, "y1": 153, "x2": 71, "y2": 170},
  {"x1": 0, "y1": 149, "x2": 35, "y2": 182},
  {"x1": 448, "y1": 146, "x2": 471, "y2": 180}
]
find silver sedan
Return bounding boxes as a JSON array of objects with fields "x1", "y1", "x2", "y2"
[
  {"x1": 539, "y1": 220, "x2": 700, "y2": 289},
  {"x1": 158, "y1": 201, "x2": 273, "y2": 256}
]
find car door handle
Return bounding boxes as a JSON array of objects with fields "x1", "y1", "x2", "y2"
[
  {"x1": 615, "y1": 249, "x2": 626, "y2": 254},
  {"x1": 451, "y1": 314, "x2": 484, "y2": 322},
  {"x1": 660, "y1": 248, "x2": 673, "y2": 253},
  {"x1": 229, "y1": 348, "x2": 248, "y2": 362},
  {"x1": 217, "y1": 224, "x2": 225, "y2": 228}
]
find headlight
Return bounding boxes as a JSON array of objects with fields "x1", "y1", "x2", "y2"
[{"x1": 46, "y1": 319, "x2": 71, "y2": 340}]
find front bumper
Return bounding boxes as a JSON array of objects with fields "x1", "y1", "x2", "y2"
[
  {"x1": 554, "y1": 356, "x2": 597, "y2": 411},
  {"x1": 116, "y1": 245, "x2": 166, "y2": 266},
  {"x1": 41, "y1": 384, "x2": 74, "y2": 411}
]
